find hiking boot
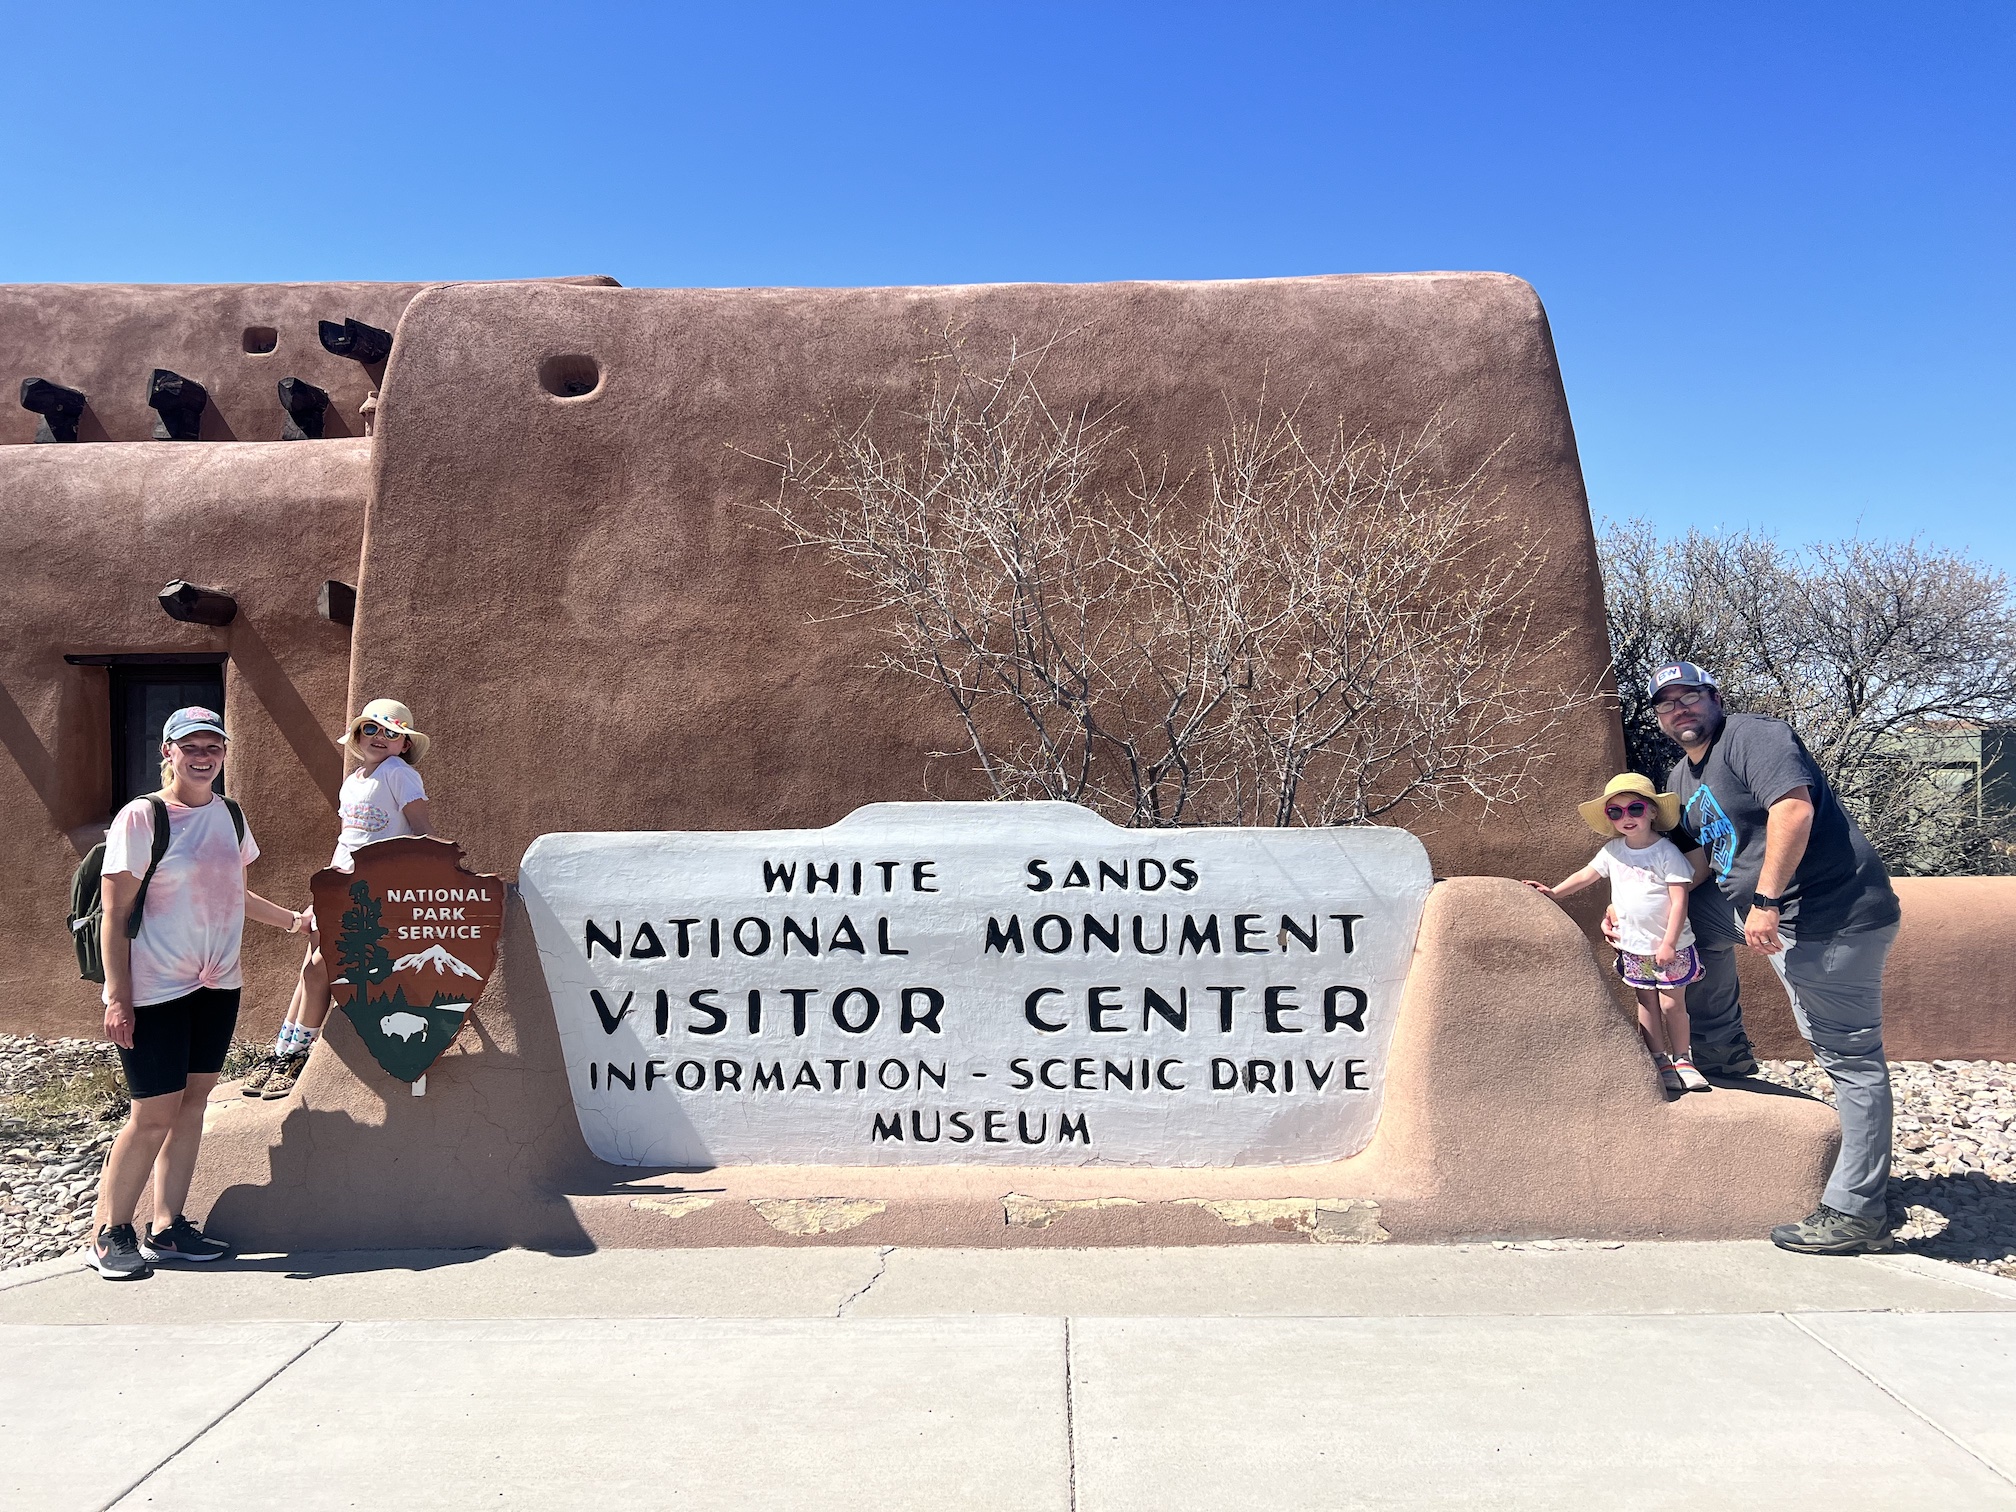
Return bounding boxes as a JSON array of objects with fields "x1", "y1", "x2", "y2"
[
  {"x1": 90, "y1": 1223, "x2": 152, "y2": 1280},
  {"x1": 1693, "y1": 1039, "x2": 1759, "y2": 1078},
  {"x1": 141, "y1": 1215, "x2": 231, "y2": 1264},
  {"x1": 240, "y1": 1055, "x2": 281, "y2": 1097},
  {"x1": 259, "y1": 1050, "x2": 310, "y2": 1100},
  {"x1": 1770, "y1": 1204, "x2": 1893, "y2": 1255}
]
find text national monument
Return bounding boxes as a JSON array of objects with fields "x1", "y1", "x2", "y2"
[{"x1": 521, "y1": 802, "x2": 1433, "y2": 1168}]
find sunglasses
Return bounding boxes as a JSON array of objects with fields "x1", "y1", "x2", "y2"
[
  {"x1": 356, "y1": 722, "x2": 405, "y2": 739},
  {"x1": 1652, "y1": 687, "x2": 1710, "y2": 713},
  {"x1": 1604, "y1": 800, "x2": 1650, "y2": 820}
]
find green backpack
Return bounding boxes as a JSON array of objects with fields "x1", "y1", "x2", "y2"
[{"x1": 69, "y1": 795, "x2": 244, "y2": 984}]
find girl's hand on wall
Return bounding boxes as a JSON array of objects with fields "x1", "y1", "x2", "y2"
[{"x1": 1520, "y1": 880, "x2": 1553, "y2": 898}]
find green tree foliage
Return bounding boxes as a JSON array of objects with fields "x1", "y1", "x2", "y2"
[{"x1": 336, "y1": 881, "x2": 396, "y2": 1001}]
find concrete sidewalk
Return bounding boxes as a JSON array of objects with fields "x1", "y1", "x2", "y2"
[{"x1": 3, "y1": 1244, "x2": 2014, "y2": 1510}]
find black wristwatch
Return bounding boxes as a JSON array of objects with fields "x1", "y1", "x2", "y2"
[{"x1": 1752, "y1": 892, "x2": 1789, "y2": 912}]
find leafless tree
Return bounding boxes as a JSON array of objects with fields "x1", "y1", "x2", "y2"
[
  {"x1": 1599, "y1": 518, "x2": 2016, "y2": 874},
  {"x1": 758, "y1": 335, "x2": 1599, "y2": 829}
]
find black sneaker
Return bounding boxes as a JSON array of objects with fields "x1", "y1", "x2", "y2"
[
  {"x1": 1693, "y1": 1039, "x2": 1759, "y2": 1078},
  {"x1": 1770, "y1": 1204, "x2": 1892, "y2": 1255},
  {"x1": 141, "y1": 1215, "x2": 231, "y2": 1263},
  {"x1": 90, "y1": 1223, "x2": 153, "y2": 1280}
]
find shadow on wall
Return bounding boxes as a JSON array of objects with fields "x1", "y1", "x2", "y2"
[
  {"x1": 201, "y1": 891, "x2": 602, "y2": 1252},
  {"x1": 229, "y1": 613, "x2": 343, "y2": 810},
  {"x1": 0, "y1": 680, "x2": 59, "y2": 825}
]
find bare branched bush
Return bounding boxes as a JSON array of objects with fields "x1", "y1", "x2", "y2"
[
  {"x1": 761, "y1": 336, "x2": 1599, "y2": 828},
  {"x1": 1599, "y1": 518, "x2": 2016, "y2": 875}
]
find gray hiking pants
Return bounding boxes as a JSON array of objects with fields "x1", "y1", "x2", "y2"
[{"x1": 1768, "y1": 923, "x2": 1899, "y2": 1220}]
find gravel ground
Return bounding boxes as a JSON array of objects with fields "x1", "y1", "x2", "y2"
[
  {"x1": 1754, "y1": 1057, "x2": 2016, "y2": 1280},
  {"x1": 0, "y1": 1035, "x2": 123, "y2": 1270},
  {"x1": 4, "y1": 1034, "x2": 2014, "y2": 1274}
]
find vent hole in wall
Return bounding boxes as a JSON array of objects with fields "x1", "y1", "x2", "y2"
[
  {"x1": 538, "y1": 354, "x2": 601, "y2": 399},
  {"x1": 242, "y1": 326, "x2": 279, "y2": 355}
]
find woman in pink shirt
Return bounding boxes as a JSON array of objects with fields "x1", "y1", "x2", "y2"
[{"x1": 90, "y1": 707, "x2": 306, "y2": 1280}]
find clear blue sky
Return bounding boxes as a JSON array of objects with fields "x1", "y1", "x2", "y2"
[{"x1": 5, "y1": 3, "x2": 2009, "y2": 569}]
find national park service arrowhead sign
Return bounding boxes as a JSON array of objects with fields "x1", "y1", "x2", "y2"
[
  {"x1": 310, "y1": 836, "x2": 506, "y2": 1083},
  {"x1": 521, "y1": 801, "x2": 1434, "y2": 1168}
]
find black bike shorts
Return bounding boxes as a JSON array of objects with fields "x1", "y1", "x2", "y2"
[{"x1": 117, "y1": 986, "x2": 241, "y2": 1100}]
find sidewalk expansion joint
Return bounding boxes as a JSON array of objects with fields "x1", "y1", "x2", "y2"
[
  {"x1": 1784, "y1": 1312, "x2": 2016, "y2": 1488},
  {"x1": 1063, "y1": 1316, "x2": 1079, "y2": 1512},
  {"x1": 100, "y1": 1320, "x2": 342, "y2": 1512},
  {"x1": 835, "y1": 1246, "x2": 895, "y2": 1317}
]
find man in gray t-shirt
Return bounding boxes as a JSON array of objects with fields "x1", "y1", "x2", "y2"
[{"x1": 1648, "y1": 661, "x2": 1901, "y2": 1255}]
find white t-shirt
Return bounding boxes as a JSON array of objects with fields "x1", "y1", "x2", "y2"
[
  {"x1": 331, "y1": 754, "x2": 428, "y2": 871},
  {"x1": 101, "y1": 795, "x2": 260, "y2": 1007},
  {"x1": 1589, "y1": 835, "x2": 1698, "y2": 956}
]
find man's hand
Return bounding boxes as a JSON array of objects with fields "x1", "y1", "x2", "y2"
[
  {"x1": 103, "y1": 993, "x2": 136, "y2": 1050},
  {"x1": 1744, "y1": 905, "x2": 1785, "y2": 954}
]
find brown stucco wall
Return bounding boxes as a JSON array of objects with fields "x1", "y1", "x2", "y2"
[
  {"x1": 350, "y1": 273, "x2": 1624, "y2": 889},
  {"x1": 1730, "y1": 877, "x2": 2016, "y2": 1061},
  {"x1": 0, "y1": 441, "x2": 369, "y2": 1037},
  {"x1": 2, "y1": 278, "x2": 617, "y2": 447}
]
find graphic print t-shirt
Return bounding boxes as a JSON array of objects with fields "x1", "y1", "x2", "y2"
[
  {"x1": 101, "y1": 795, "x2": 260, "y2": 1006},
  {"x1": 1588, "y1": 836, "x2": 1698, "y2": 956},
  {"x1": 331, "y1": 754, "x2": 427, "y2": 871},
  {"x1": 1667, "y1": 712, "x2": 1898, "y2": 937}
]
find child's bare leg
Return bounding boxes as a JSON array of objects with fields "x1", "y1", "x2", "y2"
[
  {"x1": 1635, "y1": 988, "x2": 1674, "y2": 1056},
  {"x1": 1659, "y1": 988, "x2": 1693, "y2": 1064},
  {"x1": 278, "y1": 969, "x2": 306, "y2": 1032},
  {"x1": 296, "y1": 931, "x2": 333, "y2": 1031}
]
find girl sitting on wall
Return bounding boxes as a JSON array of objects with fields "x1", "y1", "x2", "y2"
[
  {"x1": 239, "y1": 700, "x2": 433, "y2": 1100},
  {"x1": 1523, "y1": 773, "x2": 1713, "y2": 1094}
]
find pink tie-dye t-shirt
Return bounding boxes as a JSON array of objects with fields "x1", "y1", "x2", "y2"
[{"x1": 101, "y1": 796, "x2": 260, "y2": 1006}]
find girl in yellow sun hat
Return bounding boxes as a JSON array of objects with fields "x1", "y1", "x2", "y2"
[
  {"x1": 239, "y1": 700, "x2": 435, "y2": 1101},
  {"x1": 1524, "y1": 773, "x2": 1711, "y2": 1094}
]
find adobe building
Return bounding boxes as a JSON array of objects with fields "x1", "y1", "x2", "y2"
[{"x1": 3, "y1": 271, "x2": 2010, "y2": 1250}]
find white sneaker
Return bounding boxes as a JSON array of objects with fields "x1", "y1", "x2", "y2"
[
  {"x1": 1670, "y1": 1056, "x2": 1711, "y2": 1092},
  {"x1": 1656, "y1": 1055, "x2": 1685, "y2": 1093}
]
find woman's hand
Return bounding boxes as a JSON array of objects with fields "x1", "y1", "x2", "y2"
[
  {"x1": 103, "y1": 992, "x2": 136, "y2": 1050},
  {"x1": 288, "y1": 909, "x2": 310, "y2": 935}
]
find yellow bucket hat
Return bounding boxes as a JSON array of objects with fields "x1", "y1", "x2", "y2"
[
  {"x1": 340, "y1": 698, "x2": 431, "y2": 765},
  {"x1": 1577, "y1": 772, "x2": 1680, "y2": 836}
]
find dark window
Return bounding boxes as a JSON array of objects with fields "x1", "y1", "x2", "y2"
[{"x1": 111, "y1": 663, "x2": 226, "y2": 808}]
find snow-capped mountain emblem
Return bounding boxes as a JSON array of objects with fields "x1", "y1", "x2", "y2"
[{"x1": 391, "y1": 944, "x2": 482, "y2": 979}]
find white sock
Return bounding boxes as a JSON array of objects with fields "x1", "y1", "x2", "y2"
[
  {"x1": 296, "y1": 1025, "x2": 320, "y2": 1052},
  {"x1": 273, "y1": 1024, "x2": 299, "y2": 1057}
]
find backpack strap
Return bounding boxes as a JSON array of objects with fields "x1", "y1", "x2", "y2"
[
  {"x1": 123, "y1": 795, "x2": 173, "y2": 941},
  {"x1": 221, "y1": 796, "x2": 246, "y2": 845}
]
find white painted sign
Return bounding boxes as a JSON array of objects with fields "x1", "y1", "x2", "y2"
[{"x1": 520, "y1": 802, "x2": 1432, "y2": 1168}]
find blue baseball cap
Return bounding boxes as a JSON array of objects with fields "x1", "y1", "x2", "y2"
[
  {"x1": 1648, "y1": 661, "x2": 1718, "y2": 699},
  {"x1": 162, "y1": 706, "x2": 228, "y2": 742}
]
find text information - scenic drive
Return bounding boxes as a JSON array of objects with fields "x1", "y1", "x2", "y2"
[{"x1": 520, "y1": 802, "x2": 1433, "y2": 1167}]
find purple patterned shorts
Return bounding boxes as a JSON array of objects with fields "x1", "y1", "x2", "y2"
[{"x1": 1615, "y1": 944, "x2": 1705, "y2": 990}]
